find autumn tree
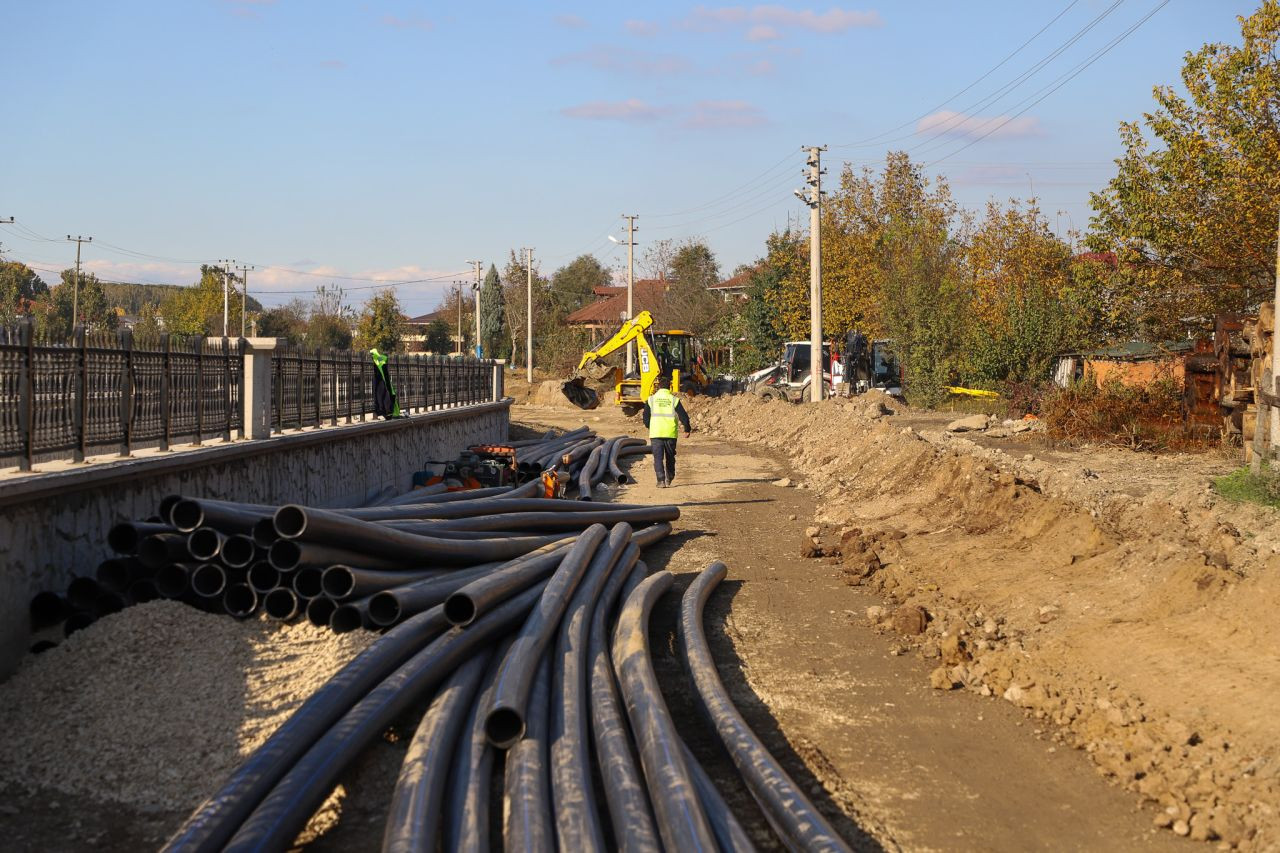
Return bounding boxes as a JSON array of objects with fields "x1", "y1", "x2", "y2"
[
  {"x1": 257, "y1": 300, "x2": 309, "y2": 343},
  {"x1": 502, "y1": 250, "x2": 550, "y2": 370},
  {"x1": 160, "y1": 265, "x2": 243, "y2": 336},
  {"x1": 306, "y1": 284, "x2": 354, "y2": 349},
  {"x1": 1089, "y1": 1, "x2": 1280, "y2": 336},
  {"x1": 0, "y1": 261, "x2": 47, "y2": 320},
  {"x1": 355, "y1": 288, "x2": 406, "y2": 353},
  {"x1": 45, "y1": 269, "x2": 118, "y2": 336},
  {"x1": 438, "y1": 286, "x2": 475, "y2": 354}
]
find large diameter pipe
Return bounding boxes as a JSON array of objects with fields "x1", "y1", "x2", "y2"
[
  {"x1": 383, "y1": 648, "x2": 493, "y2": 853},
  {"x1": 321, "y1": 566, "x2": 443, "y2": 601},
  {"x1": 251, "y1": 518, "x2": 279, "y2": 549},
  {"x1": 291, "y1": 567, "x2": 324, "y2": 600},
  {"x1": 269, "y1": 540, "x2": 406, "y2": 574},
  {"x1": 97, "y1": 557, "x2": 148, "y2": 593},
  {"x1": 483, "y1": 525, "x2": 608, "y2": 748},
  {"x1": 162, "y1": 607, "x2": 454, "y2": 853},
  {"x1": 221, "y1": 535, "x2": 257, "y2": 570},
  {"x1": 272, "y1": 505, "x2": 580, "y2": 566},
  {"x1": 127, "y1": 578, "x2": 160, "y2": 605},
  {"x1": 576, "y1": 443, "x2": 606, "y2": 500},
  {"x1": 223, "y1": 584, "x2": 259, "y2": 619},
  {"x1": 155, "y1": 564, "x2": 196, "y2": 599},
  {"x1": 221, "y1": 582, "x2": 551, "y2": 853},
  {"x1": 191, "y1": 564, "x2": 228, "y2": 599},
  {"x1": 329, "y1": 597, "x2": 377, "y2": 634},
  {"x1": 30, "y1": 591, "x2": 69, "y2": 629},
  {"x1": 589, "y1": 558, "x2": 661, "y2": 851},
  {"x1": 608, "y1": 438, "x2": 647, "y2": 485},
  {"x1": 612, "y1": 570, "x2": 718, "y2": 852},
  {"x1": 682, "y1": 562, "x2": 852, "y2": 852},
  {"x1": 442, "y1": 542, "x2": 576, "y2": 627},
  {"x1": 247, "y1": 561, "x2": 280, "y2": 594},
  {"x1": 170, "y1": 498, "x2": 272, "y2": 535},
  {"x1": 367, "y1": 563, "x2": 505, "y2": 628},
  {"x1": 187, "y1": 528, "x2": 227, "y2": 562},
  {"x1": 306, "y1": 596, "x2": 337, "y2": 628},
  {"x1": 138, "y1": 533, "x2": 196, "y2": 570},
  {"x1": 503, "y1": 654, "x2": 554, "y2": 852},
  {"x1": 551, "y1": 527, "x2": 634, "y2": 851},
  {"x1": 362, "y1": 482, "x2": 450, "y2": 508},
  {"x1": 263, "y1": 588, "x2": 301, "y2": 621},
  {"x1": 108, "y1": 521, "x2": 174, "y2": 555},
  {"x1": 338, "y1": 497, "x2": 660, "y2": 523}
]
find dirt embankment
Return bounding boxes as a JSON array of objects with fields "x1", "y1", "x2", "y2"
[{"x1": 686, "y1": 392, "x2": 1280, "y2": 850}]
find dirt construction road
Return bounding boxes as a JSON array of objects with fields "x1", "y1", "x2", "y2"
[{"x1": 516, "y1": 401, "x2": 1192, "y2": 852}]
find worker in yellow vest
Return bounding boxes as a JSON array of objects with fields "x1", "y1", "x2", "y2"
[{"x1": 642, "y1": 374, "x2": 691, "y2": 488}]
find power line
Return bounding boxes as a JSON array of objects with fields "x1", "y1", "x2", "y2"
[{"x1": 639, "y1": 149, "x2": 796, "y2": 218}]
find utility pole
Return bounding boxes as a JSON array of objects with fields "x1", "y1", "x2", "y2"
[
  {"x1": 236, "y1": 264, "x2": 254, "y2": 337},
  {"x1": 465, "y1": 260, "x2": 483, "y2": 357},
  {"x1": 0, "y1": 216, "x2": 12, "y2": 258},
  {"x1": 795, "y1": 146, "x2": 826, "y2": 402},
  {"x1": 66, "y1": 235, "x2": 93, "y2": 328},
  {"x1": 523, "y1": 247, "x2": 535, "y2": 382},
  {"x1": 622, "y1": 214, "x2": 638, "y2": 375},
  {"x1": 455, "y1": 281, "x2": 464, "y2": 355},
  {"x1": 217, "y1": 259, "x2": 237, "y2": 337}
]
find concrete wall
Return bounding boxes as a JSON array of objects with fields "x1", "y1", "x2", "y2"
[{"x1": 0, "y1": 400, "x2": 510, "y2": 678}]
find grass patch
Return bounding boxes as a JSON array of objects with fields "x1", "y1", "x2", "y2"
[{"x1": 1213, "y1": 466, "x2": 1280, "y2": 509}]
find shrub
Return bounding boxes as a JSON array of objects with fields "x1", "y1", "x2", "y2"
[{"x1": 1039, "y1": 377, "x2": 1213, "y2": 452}]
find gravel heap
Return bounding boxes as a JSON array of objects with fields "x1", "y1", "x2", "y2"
[{"x1": 0, "y1": 600, "x2": 374, "y2": 812}]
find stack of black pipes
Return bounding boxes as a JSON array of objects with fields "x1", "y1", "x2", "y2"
[{"x1": 26, "y1": 427, "x2": 654, "y2": 641}]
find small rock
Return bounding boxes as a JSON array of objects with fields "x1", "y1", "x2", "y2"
[
  {"x1": 787, "y1": 514, "x2": 797, "y2": 521},
  {"x1": 982, "y1": 618, "x2": 998, "y2": 637},
  {"x1": 772, "y1": 477, "x2": 792, "y2": 488},
  {"x1": 805, "y1": 526, "x2": 821, "y2": 539},
  {"x1": 1172, "y1": 819, "x2": 1190, "y2": 837},
  {"x1": 946, "y1": 414, "x2": 990, "y2": 433},
  {"x1": 929, "y1": 666, "x2": 957, "y2": 690},
  {"x1": 940, "y1": 633, "x2": 970, "y2": 665},
  {"x1": 891, "y1": 604, "x2": 929, "y2": 635},
  {"x1": 865, "y1": 605, "x2": 886, "y2": 623}
]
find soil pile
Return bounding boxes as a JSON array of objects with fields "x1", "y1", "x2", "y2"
[
  {"x1": 688, "y1": 392, "x2": 1280, "y2": 849},
  {"x1": 0, "y1": 600, "x2": 373, "y2": 812}
]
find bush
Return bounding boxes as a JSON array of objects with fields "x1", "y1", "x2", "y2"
[{"x1": 1039, "y1": 377, "x2": 1213, "y2": 452}]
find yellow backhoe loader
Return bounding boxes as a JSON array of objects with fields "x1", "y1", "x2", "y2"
[{"x1": 562, "y1": 310, "x2": 709, "y2": 414}]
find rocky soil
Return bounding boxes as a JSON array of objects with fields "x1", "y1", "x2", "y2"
[{"x1": 687, "y1": 392, "x2": 1280, "y2": 850}]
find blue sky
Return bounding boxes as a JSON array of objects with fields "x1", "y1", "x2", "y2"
[{"x1": 0, "y1": 0, "x2": 1257, "y2": 315}]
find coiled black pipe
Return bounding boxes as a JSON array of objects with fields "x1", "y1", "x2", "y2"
[
  {"x1": 221, "y1": 534, "x2": 257, "y2": 569},
  {"x1": 223, "y1": 584, "x2": 258, "y2": 619},
  {"x1": 613, "y1": 570, "x2": 718, "y2": 851},
  {"x1": 263, "y1": 588, "x2": 300, "y2": 621},
  {"x1": 383, "y1": 648, "x2": 493, "y2": 853},
  {"x1": 108, "y1": 521, "x2": 174, "y2": 555},
  {"x1": 589, "y1": 557, "x2": 661, "y2": 851},
  {"x1": 138, "y1": 533, "x2": 196, "y2": 570},
  {"x1": 483, "y1": 525, "x2": 607, "y2": 748},
  {"x1": 503, "y1": 654, "x2": 554, "y2": 852},
  {"x1": 366, "y1": 563, "x2": 504, "y2": 628},
  {"x1": 29, "y1": 591, "x2": 68, "y2": 630},
  {"x1": 320, "y1": 566, "x2": 443, "y2": 601},
  {"x1": 220, "y1": 582, "x2": 551, "y2": 853},
  {"x1": 191, "y1": 564, "x2": 228, "y2": 599},
  {"x1": 681, "y1": 562, "x2": 851, "y2": 852},
  {"x1": 162, "y1": 606, "x2": 455, "y2": 853},
  {"x1": 550, "y1": 527, "x2": 634, "y2": 850},
  {"x1": 247, "y1": 561, "x2": 280, "y2": 594},
  {"x1": 305, "y1": 596, "x2": 337, "y2": 628}
]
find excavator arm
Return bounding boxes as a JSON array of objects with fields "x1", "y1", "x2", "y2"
[
  {"x1": 575, "y1": 310, "x2": 655, "y2": 372},
  {"x1": 563, "y1": 310, "x2": 658, "y2": 409}
]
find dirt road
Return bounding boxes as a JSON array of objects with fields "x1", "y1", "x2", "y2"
[{"x1": 516, "y1": 401, "x2": 1191, "y2": 852}]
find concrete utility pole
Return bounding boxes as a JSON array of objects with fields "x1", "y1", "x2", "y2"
[
  {"x1": 523, "y1": 247, "x2": 535, "y2": 382},
  {"x1": 466, "y1": 260, "x2": 482, "y2": 358},
  {"x1": 795, "y1": 146, "x2": 826, "y2": 402},
  {"x1": 454, "y1": 281, "x2": 464, "y2": 355},
  {"x1": 236, "y1": 264, "x2": 254, "y2": 338},
  {"x1": 217, "y1": 259, "x2": 237, "y2": 337},
  {"x1": 66, "y1": 235, "x2": 93, "y2": 329},
  {"x1": 622, "y1": 214, "x2": 638, "y2": 375},
  {"x1": 0, "y1": 217, "x2": 12, "y2": 257}
]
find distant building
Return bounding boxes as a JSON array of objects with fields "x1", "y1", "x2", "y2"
[
  {"x1": 402, "y1": 308, "x2": 454, "y2": 353},
  {"x1": 565, "y1": 280, "x2": 670, "y2": 336},
  {"x1": 707, "y1": 271, "x2": 750, "y2": 302}
]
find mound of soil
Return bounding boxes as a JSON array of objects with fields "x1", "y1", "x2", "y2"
[{"x1": 687, "y1": 393, "x2": 1280, "y2": 849}]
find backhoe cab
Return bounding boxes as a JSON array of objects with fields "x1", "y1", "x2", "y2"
[{"x1": 562, "y1": 310, "x2": 709, "y2": 414}]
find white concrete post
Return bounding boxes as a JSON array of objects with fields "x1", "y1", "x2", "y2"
[
  {"x1": 243, "y1": 337, "x2": 282, "y2": 440},
  {"x1": 493, "y1": 359, "x2": 506, "y2": 402}
]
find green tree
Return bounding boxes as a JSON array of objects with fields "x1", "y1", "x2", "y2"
[
  {"x1": 479, "y1": 263, "x2": 507, "y2": 358},
  {"x1": 502, "y1": 250, "x2": 550, "y2": 369},
  {"x1": 663, "y1": 239, "x2": 723, "y2": 334},
  {"x1": 424, "y1": 318, "x2": 452, "y2": 353},
  {"x1": 45, "y1": 269, "x2": 118, "y2": 336},
  {"x1": 355, "y1": 288, "x2": 406, "y2": 353},
  {"x1": 549, "y1": 254, "x2": 609, "y2": 316},
  {"x1": 257, "y1": 300, "x2": 309, "y2": 343},
  {"x1": 0, "y1": 261, "x2": 47, "y2": 319},
  {"x1": 132, "y1": 302, "x2": 164, "y2": 340},
  {"x1": 159, "y1": 265, "x2": 244, "y2": 337},
  {"x1": 1089, "y1": 1, "x2": 1280, "y2": 336},
  {"x1": 306, "y1": 285, "x2": 354, "y2": 349}
]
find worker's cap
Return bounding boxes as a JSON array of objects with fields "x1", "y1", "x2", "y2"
[{"x1": 655, "y1": 373, "x2": 671, "y2": 388}]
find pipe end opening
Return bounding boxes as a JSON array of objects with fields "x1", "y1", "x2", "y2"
[
  {"x1": 367, "y1": 593, "x2": 400, "y2": 626},
  {"x1": 329, "y1": 605, "x2": 364, "y2": 634},
  {"x1": 320, "y1": 567, "x2": 355, "y2": 600},
  {"x1": 171, "y1": 500, "x2": 204, "y2": 533},
  {"x1": 443, "y1": 594, "x2": 476, "y2": 626},
  {"x1": 268, "y1": 540, "x2": 302, "y2": 572},
  {"x1": 484, "y1": 707, "x2": 526, "y2": 749},
  {"x1": 273, "y1": 505, "x2": 308, "y2": 540},
  {"x1": 264, "y1": 588, "x2": 299, "y2": 620}
]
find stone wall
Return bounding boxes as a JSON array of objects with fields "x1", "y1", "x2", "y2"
[{"x1": 0, "y1": 400, "x2": 510, "y2": 678}]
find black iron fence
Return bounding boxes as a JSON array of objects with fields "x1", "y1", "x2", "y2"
[
  {"x1": 1, "y1": 320, "x2": 499, "y2": 471},
  {"x1": 1, "y1": 321, "x2": 243, "y2": 471},
  {"x1": 270, "y1": 344, "x2": 492, "y2": 431}
]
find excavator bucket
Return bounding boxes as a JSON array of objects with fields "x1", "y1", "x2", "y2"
[{"x1": 561, "y1": 377, "x2": 600, "y2": 409}]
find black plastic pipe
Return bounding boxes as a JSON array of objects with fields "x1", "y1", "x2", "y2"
[
  {"x1": 251, "y1": 518, "x2": 279, "y2": 549},
  {"x1": 223, "y1": 584, "x2": 258, "y2": 619},
  {"x1": 247, "y1": 561, "x2": 280, "y2": 594},
  {"x1": 484, "y1": 524, "x2": 608, "y2": 748},
  {"x1": 267, "y1": 540, "x2": 403, "y2": 574},
  {"x1": 329, "y1": 597, "x2": 375, "y2": 634},
  {"x1": 108, "y1": 521, "x2": 174, "y2": 555},
  {"x1": 364, "y1": 482, "x2": 450, "y2": 508},
  {"x1": 613, "y1": 570, "x2": 718, "y2": 852},
  {"x1": 589, "y1": 556, "x2": 662, "y2": 852},
  {"x1": 320, "y1": 565, "x2": 442, "y2": 601},
  {"x1": 550, "y1": 526, "x2": 634, "y2": 850},
  {"x1": 154, "y1": 564, "x2": 194, "y2": 598},
  {"x1": 162, "y1": 606, "x2": 454, "y2": 853},
  {"x1": 503, "y1": 654, "x2": 554, "y2": 852},
  {"x1": 442, "y1": 542, "x2": 576, "y2": 627},
  {"x1": 305, "y1": 596, "x2": 337, "y2": 628},
  {"x1": 191, "y1": 564, "x2": 228, "y2": 599},
  {"x1": 138, "y1": 533, "x2": 196, "y2": 570},
  {"x1": 682, "y1": 562, "x2": 851, "y2": 852},
  {"x1": 97, "y1": 557, "x2": 147, "y2": 594},
  {"x1": 291, "y1": 566, "x2": 324, "y2": 599},
  {"x1": 220, "y1": 582, "x2": 550, "y2": 853},
  {"x1": 126, "y1": 578, "x2": 160, "y2": 605},
  {"x1": 170, "y1": 498, "x2": 273, "y2": 535},
  {"x1": 383, "y1": 648, "x2": 493, "y2": 853},
  {"x1": 576, "y1": 443, "x2": 606, "y2": 500},
  {"x1": 682, "y1": 740, "x2": 757, "y2": 853},
  {"x1": 94, "y1": 590, "x2": 126, "y2": 616},
  {"x1": 64, "y1": 610, "x2": 95, "y2": 636},
  {"x1": 608, "y1": 438, "x2": 647, "y2": 485},
  {"x1": 334, "y1": 497, "x2": 657, "y2": 523},
  {"x1": 366, "y1": 562, "x2": 506, "y2": 628},
  {"x1": 187, "y1": 528, "x2": 227, "y2": 562},
  {"x1": 29, "y1": 591, "x2": 68, "y2": 629},
  {"x1": 263, "y1": 588, "x2": 300, "y2": 621},
  {"x1": 66, "y1": 577, "x2": 102, "y2": 611},
  {"x1": 420, "y1": 506, "x2": 680, "y2": 533},
  {"x1": 221, "y1": 534, "x2": 257, "y2": 569}
]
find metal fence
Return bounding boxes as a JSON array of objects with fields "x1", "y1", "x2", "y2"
[
  {"x1": 1, "y1": 321, "x2": 243, "y2": 471},
  {"x1": 270, "y1": 344, "x2": 493, "y2": 431}
]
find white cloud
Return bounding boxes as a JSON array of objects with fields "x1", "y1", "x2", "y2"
[
  {"x1": 684, "y1": 100, "x2": 769, "y2": 129},
  {"x1": 682, "y1": 5, "x2": 881, "y2": 38},
  {"x1": 625, "y1": 19, "x2": 660, "y2": 36},
  {"x1": 917, "y1": 110, "x2": 1043, "y2": 140},
  {"x1": 560, "y1": 99, "x2": 667, "y2": 122}
]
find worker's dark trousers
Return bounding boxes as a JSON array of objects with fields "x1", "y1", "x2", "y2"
[{"x1": 651, "y1": 437, "x2": 677, "y2": 484}]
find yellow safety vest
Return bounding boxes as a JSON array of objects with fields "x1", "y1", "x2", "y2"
[{"x1": 648, "y1": 389, "x2": 679, "y2": 439}]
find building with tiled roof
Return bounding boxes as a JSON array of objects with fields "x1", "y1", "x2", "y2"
[{"x1": 565, "y1": 280, "x2": 670, "y2": 334}]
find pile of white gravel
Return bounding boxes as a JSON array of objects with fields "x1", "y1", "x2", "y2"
[{"x1": 0, "y1": 600, "x2": 375, "y2": 812}]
